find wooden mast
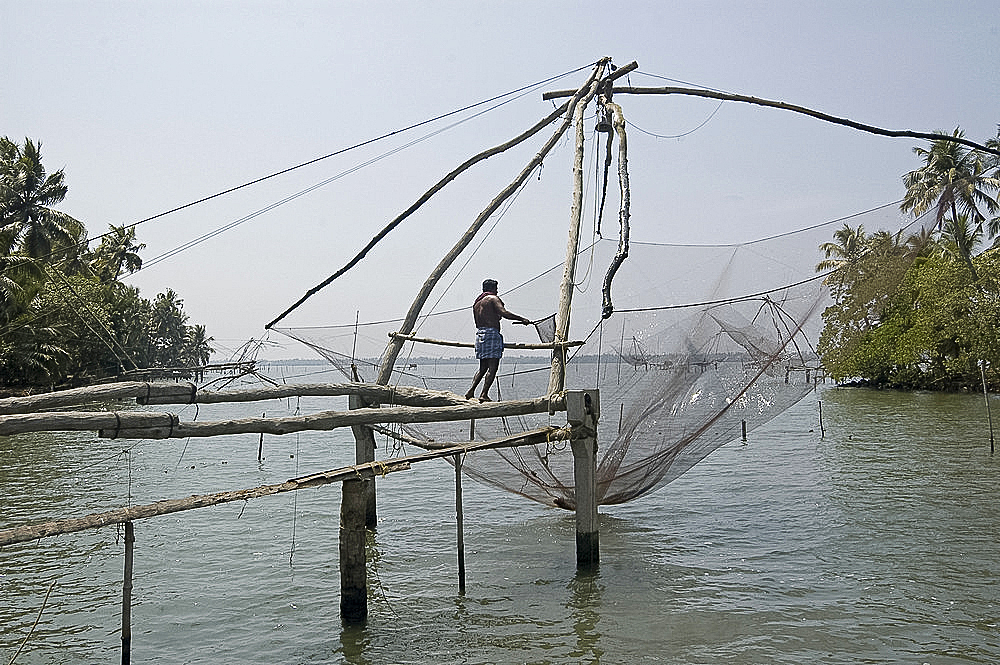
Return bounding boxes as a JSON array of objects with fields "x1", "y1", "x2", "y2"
[{"x1": 547, "y1": 61, "x2": 637, "y2": 394}]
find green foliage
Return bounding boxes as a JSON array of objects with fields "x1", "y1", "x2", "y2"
[
  {"x1": 0, "y1": 137, "x2": 214, "y2": 387},
  {"x1": 819, "y1": 129, "x2": 1000, "y2": 390}
]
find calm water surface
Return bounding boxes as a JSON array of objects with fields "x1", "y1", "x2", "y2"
[{"x1": 1, "y1": 371, "x2": 999, "y2": 664}]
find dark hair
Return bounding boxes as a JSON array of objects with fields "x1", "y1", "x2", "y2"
[{"x1": 482, "y1": 279, "x2": 498, "y2": 292}]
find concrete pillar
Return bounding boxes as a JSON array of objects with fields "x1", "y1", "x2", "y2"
[{"x1": 566, "y1": 390, "x2": 600, "y2": 569}]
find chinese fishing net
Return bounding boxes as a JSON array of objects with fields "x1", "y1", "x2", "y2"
[{"x1": 268, "y1": 76, "x2": 919, "y2": 508}]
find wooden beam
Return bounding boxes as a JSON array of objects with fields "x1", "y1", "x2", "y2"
[
  {"x1": 389, "y1": 332, "x2": 585, "y2": 350},
  {"x1": 0, "y1": 381, "x2": 471, "y2": 414},
  {"x1": 0, "y1": 395, "x2": 565, "y2": 438},
  {"x1": 542, "y1": 84, "x2": 1000, "y2": 157}
]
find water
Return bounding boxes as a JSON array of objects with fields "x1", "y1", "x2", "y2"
[{"x1": 2, "y1": 372, "x2": 999, "y2": 664}]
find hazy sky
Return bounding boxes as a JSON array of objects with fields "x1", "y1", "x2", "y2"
[{"x1": 3, "y1": 1, "x2": 998, "y2": 359}]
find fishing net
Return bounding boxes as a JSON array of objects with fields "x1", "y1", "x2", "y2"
[{"x1": 272, "y1": 217, "x2": 896, "y2": 509}]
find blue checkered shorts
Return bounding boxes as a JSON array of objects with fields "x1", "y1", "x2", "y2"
[{"x1": 475, "y1": 327, "x2": 504, "y2": 359}]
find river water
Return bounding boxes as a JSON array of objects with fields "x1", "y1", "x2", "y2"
[{"x1": 1, "y1": 366, "x2": 999, "y2": 664}]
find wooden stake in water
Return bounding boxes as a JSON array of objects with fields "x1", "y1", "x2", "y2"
[
  {"x1": 455, "y1": 451, "x2": 466, "y2": 594},
  {"x1": 121, "y1": 520, "x2": 134, "y2": 665},
  {"x1": 980, "y1": 361, "x2": 995, "y2": 455},
  {"x1": 819, "y1": 401, "x2": 826, "y2": 439},
  {"x1": 741, "y1": 420, "x2": 747, "y2": 442},
  {"x1": 257, "y1": 413, "x2": 264, "y2": 462},
  {"x1": 340, "y1": 478, "x2": 367, "y2": 625}
]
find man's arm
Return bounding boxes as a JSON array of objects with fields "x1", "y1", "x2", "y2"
[{"x1": 496, "y1": 301, "x2": 532, "y2": 325}]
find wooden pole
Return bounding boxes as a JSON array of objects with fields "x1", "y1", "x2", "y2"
[
  {"x1": 541, "y1": 82, "x2": 1000, "y2": 159},
  {"x1": 455, "y1": 451, "x2": 466, "y2": 594},
  {"x1": 350, "y1": 394, "x2": 378, "y2": 529},
  {"x1": 121, "y1": 520, "x2": 134, "y2": 665},
  {"x1": 339, "y1": 478, "x2": 367, "y2": 625},
  {"x1": 819, "y1": 400, "x2": 826, "y2": 439},
  {"x1": 549, "y1": 64, "x2": 608, "y2": 394},
  {"x1": 0, "y1": 394, "x2": 565, "y2": 439},
  {"x1": 566, "y1": 390, "x2": 600, "y2": 569},
  {"x1": 980, "y1": 361, "x2": 995, "y2": 455},
  {"x1": 0, "y1": 380, "x2": 479, "y2": 415}
]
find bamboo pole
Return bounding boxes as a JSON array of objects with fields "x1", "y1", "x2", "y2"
[
  {"x1": 0, "y1": 427, "x2": 572, "y2": 547},
  {"x1": 549, "y1": 63, "x2": 609, "y2": 394},
  {"x1": 377, "y1": 58, "x2": 611, "y2": 387}
]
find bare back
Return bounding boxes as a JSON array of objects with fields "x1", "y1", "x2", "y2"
[{"x1": 473, "y1": 294, "x2": 504, "y2": 329}]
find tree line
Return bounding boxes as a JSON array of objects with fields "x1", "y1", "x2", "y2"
[
  {"x1": 817, "y1": 127, "x2": 1000, "y2": 390},
  {"x1": 0, "y1": 137, "x2": 213, "y2": 389}
]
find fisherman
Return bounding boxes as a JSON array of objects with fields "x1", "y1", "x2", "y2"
[{"x1": 466, "y1": 279, "x2": 531, "y2": 401}]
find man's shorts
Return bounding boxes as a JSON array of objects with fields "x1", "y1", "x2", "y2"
[{"x1": 475, "y1": 327, "x2": 504, "y2": 359}]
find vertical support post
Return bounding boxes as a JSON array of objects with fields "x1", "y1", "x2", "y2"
[
  {"x1": 121, "y1": 520, "x2": 134, "y2": 665},
  {"x1": 349, "y1": 394, "x2": 377, "y2": 529},
  {"x1": 980, "y1": 361, "x2": 995, "y2": 455},
  {"x1": 340, "y1": 478, "x2": 367, "y2": 625},
  {"x1": 819, "y1": 401, "x2": 826, "y2": 439},
  {"x1": 567, "y1": 390, "x2": 600, "y2": 569},
  {"x1": 741, "y1": 420, "x2": 747, "y2": 442},
  {"x1": 455, "y1": 452, "x2": 466, "y2": 594}
]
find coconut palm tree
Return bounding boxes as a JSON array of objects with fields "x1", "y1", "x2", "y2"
[
  {"x1": 0, "y1": 137, "x2": 86, "y2": 260},
  {"x1": 938, "y1": 213, "x2": 982, "y2": 281},
  {"x1": 816, "y1": 223, "x2": 866, "y2": 272},
  {"x1": 901, "y1": 129, "x2": 1000, "y2": 240},
  {"x1": 90, "y1": 225, "x2": 145, "y2": 282}
]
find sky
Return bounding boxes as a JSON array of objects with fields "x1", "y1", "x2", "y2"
[{"x1": 3, "y1": 1, "x2": 998, "y2": 360}]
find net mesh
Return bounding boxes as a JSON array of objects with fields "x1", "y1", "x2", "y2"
[{"x1": 271, "y1": 215, "x2": 905, "y2": 508}]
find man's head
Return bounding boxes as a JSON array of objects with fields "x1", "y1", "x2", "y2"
[{"x1": 482, "y1": 279, "x2": 498, "y2": 293}]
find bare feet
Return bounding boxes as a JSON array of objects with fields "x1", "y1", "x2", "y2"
[
  {"x1": 465, "y1": 391, "x2": 476, "y2": 400},
  {"x1": 479, "y1": 395, "x2": 492, "y2": 402}
]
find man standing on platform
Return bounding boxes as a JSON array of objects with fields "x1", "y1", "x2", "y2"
[{"x1": 466, "y1": 279, "x2": 531, "y2": 401}]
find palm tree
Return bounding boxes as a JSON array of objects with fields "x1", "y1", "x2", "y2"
[
  {"x1": 816, "y1": 223, "x2": 866, "y2": 272},
  {"x1": 0, "y1": 137, "x2": 86, "y2": 260},
  {"x1": 938, "y1": 213, "x2": 982, "y2": 281},
  {"x1": 901, "y1": 129, "x2": 1000, "y2": 239},
  {"x1": 90, "y1": 225, "x2": 145, "y2": 283},
  {"x1": 183, "y1": 324, "x2": 214, "y2": 367}
]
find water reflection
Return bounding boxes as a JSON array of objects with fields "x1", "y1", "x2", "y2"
[
  {"x1": 567, "y1": 569, "x2": 604, "y2": 663},
  {"x1": 339, "y1": 625, "x2": 371, "y2": 665}
]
